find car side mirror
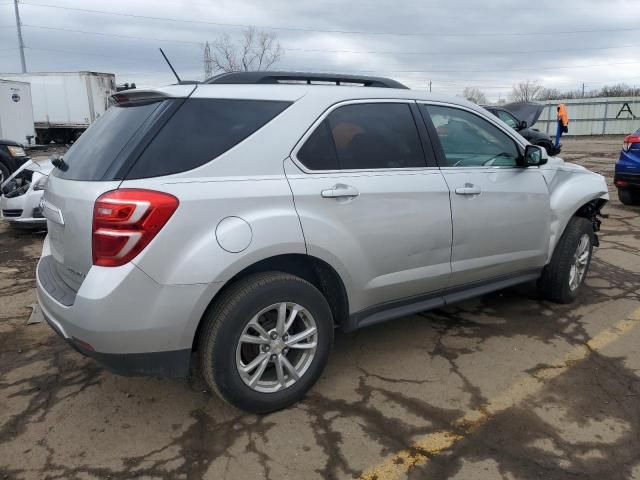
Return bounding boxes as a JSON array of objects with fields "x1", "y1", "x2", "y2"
[
  {"x1": 519, "y1": 120, "x2": 528, "y2": 130},
  {"x1": 523, "y1": 144, "x2": 548, "y2": 167}
]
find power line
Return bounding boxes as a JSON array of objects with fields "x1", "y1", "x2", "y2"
[
  {"x1": 20, "y1": 23, "x2": 640, "y2": 58},
  {"x1": 275, "y1": 60, "x2": 640, "y2": 75},
  {"x1": 22, "y1": 24, "x2": 202, "y2": 45},
  {"x1": 24, "y1": 46, "x2": 167, "y2": 63},
  {"x1": 22, "y1": 43, "x2": 640, "y2": 76},
  {"x1": 19, "y1": 2, "x2": 640, "y2": 38}
]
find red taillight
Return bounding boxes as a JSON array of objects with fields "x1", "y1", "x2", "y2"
[
  {"x1": 623, "y1": 134, "x2": 640, "y2": 152},
  {"x1": 92, "y1": 189, "x2": 179, "y2": 267},
  {"x1": 615, "y1": 178, "x2": 628, "y2": 187}
]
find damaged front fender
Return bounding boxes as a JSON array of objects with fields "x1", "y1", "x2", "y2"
[{"x1": 542, "y1": 159, "x2": 609, "y2": 263}]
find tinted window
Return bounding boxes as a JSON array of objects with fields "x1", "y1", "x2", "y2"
[
  {"x1": 495, "y1": 110, "x2": 519, "y2": 129},
  {"x1": 327, "y1": 103, "x2": 425, "y2": 170},
  {"x1": 424, "y1": 105, "x2": 521, "y2": 167},
  {"x1": 298, "y1": 103, "x2": 427, "y2": 171},
  {"x1": 54, "y1": 101, "x2": 162, "y2": 180},
  {"x1": 298, "y1": 121, "x2": 339, "y2": 170},
  {"x1": 126, "y1": 99, "x2": 291, "y2": 179}
]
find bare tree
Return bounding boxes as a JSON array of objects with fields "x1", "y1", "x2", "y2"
[
  {"x1": 206, "y1": 27, "x2": 283, "y2": 75},
  {"x1": 537, "y1": 87, "x2": 563, "y2": 101},
  {"x1": 509, "y1": 80, "x2": 543, "y2": 102},
  {"x1": 462, "y1": 87, "x2": 487, "y2": 105}
]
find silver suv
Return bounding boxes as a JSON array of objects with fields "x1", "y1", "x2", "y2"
[{"x1": 36, "y1": 72, "x2": 608, "y2": 413}]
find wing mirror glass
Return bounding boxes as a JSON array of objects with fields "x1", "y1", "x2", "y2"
[{"x1": 523, "y1": 144, "x2": 548, "y2": 167}]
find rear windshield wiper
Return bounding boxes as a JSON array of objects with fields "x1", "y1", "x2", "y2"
[{"x1": 51, "y1": 155, "x2": 68, "y2": 172}]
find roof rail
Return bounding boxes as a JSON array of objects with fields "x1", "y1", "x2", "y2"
[{"x1": 204, "y1": 71, "x2": 408, "y2": 89}]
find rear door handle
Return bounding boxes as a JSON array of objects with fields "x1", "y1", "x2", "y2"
[
  {"x1": 321, "y1": 184, "x2": 360, "y2": 199},
  {"x1": 454, "y1": 184, "x2": 482, "y2": 196}
]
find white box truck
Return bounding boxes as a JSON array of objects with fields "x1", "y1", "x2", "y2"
[
  {"x1": 0, "y1": 72, "x2": 116, "y2": 144},
  {"x1": 0, "y1": 79, "x2": 36, "y2": 145}
]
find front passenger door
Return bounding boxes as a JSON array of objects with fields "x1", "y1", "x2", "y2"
[{"x1": 420, "y1": 103, "x2": 551, "y2": 287}]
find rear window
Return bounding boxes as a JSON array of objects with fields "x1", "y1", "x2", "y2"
[
  {"x1": 55, "y1": 101, "x2": 162, "y2": 181},
  {"x1": 125, "y1": 99, "x2": 291, "y2": 179}
]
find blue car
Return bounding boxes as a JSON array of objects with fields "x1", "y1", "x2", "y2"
[{"x1": 614, "y1": 129, "x2": 640, "y2": 205}]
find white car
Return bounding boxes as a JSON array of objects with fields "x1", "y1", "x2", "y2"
[{"x1": 1, "y1": 159, "x2": 52, "y2": 228}]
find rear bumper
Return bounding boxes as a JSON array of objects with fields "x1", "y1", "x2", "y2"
[
  {"x1": 43, "y1": 309, "x2": 191, "y2": 377},
  {"x1": 614, "y1": 172, "x2": 640, "y2": 189},
  {"x1": 36, "y1": 237, "x2": 217, "y2": 377}
]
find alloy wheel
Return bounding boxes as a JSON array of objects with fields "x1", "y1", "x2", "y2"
[
  {"x1": 568, "y1": 233, "x2": 590, "y2": 291},
  {"x1": 235, "y1": 302, "x2": 318, "y2": 393}
]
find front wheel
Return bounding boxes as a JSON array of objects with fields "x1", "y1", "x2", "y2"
[
  {"x1": 538, "y1": 217, "x2": 594, "y2": 304},
  {"x1": 200, "y1": 272, "x2": 333, "y2": 413}
]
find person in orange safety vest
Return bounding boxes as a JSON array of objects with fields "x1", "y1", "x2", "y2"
[{"x1": 555, "y1": 103, "x2": 569, "y2": 147}]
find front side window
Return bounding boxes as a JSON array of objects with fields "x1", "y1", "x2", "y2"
[
  {"x1": 495, "y1": 110, "x2": 519, "y2": 129},
  {"x1": 297, "y1": 103, "x2": 426, "y2": 170},
  {"x1": 423, "y1": 105, "x2": 521, "y2": 167}
]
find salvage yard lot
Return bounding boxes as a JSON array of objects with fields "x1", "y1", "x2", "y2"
[{"x1": 1, "y1": 136, "x2": 639, "y2": 480}]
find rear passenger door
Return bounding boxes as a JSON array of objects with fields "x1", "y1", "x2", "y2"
[
  {"x1": 284, "y1": 100, "x2": 453, "y2": 315},
  {"x1": 419, "y1": 103, "x2": 550, "y2": 286}
]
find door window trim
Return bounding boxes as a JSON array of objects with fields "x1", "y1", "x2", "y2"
[
  {"x1": 290, "y1": 99, "x2": 438, "y2": 174},
  {"x1": 417, "y1": 101, "x2": 527, "y2": 170}
]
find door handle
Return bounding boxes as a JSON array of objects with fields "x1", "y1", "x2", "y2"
[
  {"x1": 321, "y1": 184, "x2": 360, "y2": 199},
  {"x1": 454, "y1": 184, "x2": 482, "y2": 196}
]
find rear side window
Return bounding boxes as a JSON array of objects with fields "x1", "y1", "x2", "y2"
[
  {"x1": 297, "y1": 121, "x2": 339, "y2": 170},
  {"x1": 54, "y1": 102, "x2": 162, "y2": 181},
  {"x1": 126, "y1": 99, "x2": 291, "y2": 179},
  {"x1": 297, "y1": 103, "x2": 426, "y2": 170}
]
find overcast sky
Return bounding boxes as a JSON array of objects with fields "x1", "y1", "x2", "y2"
[{"x1": 2, "y1": 0, "x2": 640, "y2": 101}]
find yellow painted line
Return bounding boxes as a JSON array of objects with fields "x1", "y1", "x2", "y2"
[{"x1": 360, "y1": 306, "x2": 640, "y2": 480}]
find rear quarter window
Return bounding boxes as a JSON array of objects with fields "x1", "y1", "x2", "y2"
[{"x1": 125, "y1": 99, "x2": 291, "y2": 179}]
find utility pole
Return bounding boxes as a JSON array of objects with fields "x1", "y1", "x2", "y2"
[
  {"x1": 203, "y1": 41, "x2": 213, "y2": 79},
  {"x1": 13, "y1": 0, "x2": 27, "y2": 73},
  {"x1": 428, "y1": 80, "x2": 432, "y2": 92},
  {"x1": 581, "y1": 82, "x2": 585, "y2": 98}
]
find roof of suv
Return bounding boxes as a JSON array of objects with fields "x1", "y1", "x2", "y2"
[
  {"x1": 144, "y1": 83, "x2": 480, "y2": 110},
  {"x1": 204, "y1": 71, "x2": 408, "y2": 89}
]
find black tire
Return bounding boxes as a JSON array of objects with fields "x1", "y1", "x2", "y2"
[
  {"x1": 618, "y1": 188, "x2": 640, "y2": 206},
  {"x1": 36, "y1": 129, "x2": 51, "y2": 145},
  {"x1": 0, "y1": 161, "x2": 9, "y2": 185},
  {"x1": 199, "y1": 272, "x2": 333, "y2": 414},
  {"x1": 538, "y1": 217, "x2": 594, "y2": 304}
]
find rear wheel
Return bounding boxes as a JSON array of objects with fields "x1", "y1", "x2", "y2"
[
  {"x1": 538, "y1": 217, "x2": 594, "y2": 304},
  {"x1": 36, "y1": 129, "x2": 51, "y2": 145},
  {"x1": 618, "y1": 188, "x2": 640, "y2": 206},
  {"x1": 199, "y1": 272, "x2": 333, "y2": 413}
]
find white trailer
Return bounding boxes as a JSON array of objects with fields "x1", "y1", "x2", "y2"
[
  {"x1": 0, "y1": 72, "x2": 116, "y2": 144},
  {"x1": 0, "y1": 79, "x2": 36, "y2": 145}
]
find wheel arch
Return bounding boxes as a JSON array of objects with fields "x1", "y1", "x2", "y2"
[
  {"x1": 192, "y1": 253, "x2": 350, "y2": 351},
  {"x1": 547, "y1": 195, "x2": 607, "y2": 264}
]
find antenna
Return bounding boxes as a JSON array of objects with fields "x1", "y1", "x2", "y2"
[{"x1": 159, "y1": 48, "x2": 181, "y2": 83}]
